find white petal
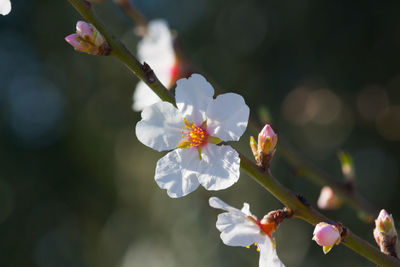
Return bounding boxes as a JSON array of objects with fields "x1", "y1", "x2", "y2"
[
  {"x1": 155, "y1": 148, "x2": 201, "y2": 198},
  {"x1": 175, "y1": 74, "x2": 214, "y2": 125},
  {"x1": 132, "y1": 82, "x2": 162, "y2": 111},
  {"x1": 206, "y1": 93, "x2": 250, "y2": 142},
  {"x1": 209, "y1": 197, "x2": 242, "y2": 213},
  {"x1": 258, "y1": 237, "x2": 285, "y2": 267},
  {"x1": 215, "y1": 211, "x2": 261, "y2": 247},
  {"x1": 209, "y1": 197, "x2": 254, "y2": 218},
  {"x1": 240, "y1": 203, "x2": 253, "y2": 217},
  {"x1": 0, "y1": 0, "x2": 11, "y2": 15},
  {"x1": 136, "y1": 102, "x2": 184, "y2": 152},
  {"x1": 197, "y1": 144, "x2": 240, "y2": 191}
]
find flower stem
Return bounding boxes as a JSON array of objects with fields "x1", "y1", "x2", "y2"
[
  {"x1": 68, "y1": 0, "x2": 175, "y2": 105},
  {"x1": 67, "y1": 1, "x2": 398, "y2": 265}
]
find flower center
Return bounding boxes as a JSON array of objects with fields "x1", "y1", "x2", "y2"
[
  {"x1": 248, "y1": 216, "x2": 274, "y2": 238},
  {"x1": 179, "y1": 118, "x2": 208, "y2": 148}
]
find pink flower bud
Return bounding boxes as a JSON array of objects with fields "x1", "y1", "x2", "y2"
[
  {"x1": 76, "y1": 21, "x2": 93, "y2": 39},
  {"x1": 65, "y1": 34, "x2": 90, "y2": 52},
  {"x1": 313, "y1": 222, "x2": 341, "y2": 254},
  {"x1": 65, "y1": 21, "x2": 110, "y2": 56},
  {"x1": 257, "y1": 124, "x2": 278, "y2": 155},
  {"x1": 317, "y1": 186, "x2": 342, "y2": 210},
  {"x1": 375, "y1": 209, "x2": 396, "y2": 234}
]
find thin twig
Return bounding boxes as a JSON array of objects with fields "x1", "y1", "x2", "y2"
[{"x1": 113, "y1": 0, "x2": 147, "y2": 27}]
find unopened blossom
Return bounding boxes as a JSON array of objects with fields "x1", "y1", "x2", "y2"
[
  {"x1": 317, "y1": 186, "x2": 342, "y2": 210},
  {"x1": 0, "y1": 0, "x2": 11, "y2": 15},
  {"x1": 312, "y1": 222, "x2": 341, "y2": 254},
  {"x1": 373, "y1": 209, "x2": 398, "y2": 257},
  {"x1": 65, "y1": 21, "x2": 110, "y2": 56},
  {"x1": 209, "y1": 197, "x2": 285, "y2": 267},
  {"x1": 250, "y1": 124, "x2": 278, "y2": 168},
  {"x1": 136, "y1": 74, "x2": 249, "y2": 198},
  {"x1": 133, "y1": 19, "x2": 178, "y2": 111},
  {"x1": 258, "y1": 124, "x2": 278, "y2": 155}
]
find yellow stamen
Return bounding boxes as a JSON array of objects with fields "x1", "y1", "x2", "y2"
[{"x1": 180, "y1": 119, "x2": 209, "y2": 149}]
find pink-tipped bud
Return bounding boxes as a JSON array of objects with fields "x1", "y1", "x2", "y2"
[
  {"x1": 250, "y1": 124, "x2": 278, "y2": 169},
  {"x1": 258, "y1": 124, "x2": 278, "y2": 155},
  {"x1": 375, "y1": 209, "x2": 397, "y2": 235},
  {"x1": 76, "y1": 21, "x2": 93, "y2": 38},
  {"x1": 313, "y1": 222, "x2": 341, "y2": 254},
  {"x1": 65, "y1": 21, "x2": 110, "y2": 56},
  {"x1": 317, "y1": 186, "x2": 342, "y2": 210},
  {"x1": 373, "y1": 209, "x2": 398, "y2": 257},
  {"x1": 65, "y1": 34, "x2": 90, "y2": 52}
]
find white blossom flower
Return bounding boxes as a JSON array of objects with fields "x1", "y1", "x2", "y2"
[
  {"x1": 209, "y1": 197, "x2": 285, "y2": 267},
  {"x1": 133, "y1": 19, "x2": 178, "y2": 111},
  {"x1": 136, "y1": 74, "x2": 249, "y2": 198},
  {"x1": 0, "y1": 0, "x2": 11, "y2": 16}
]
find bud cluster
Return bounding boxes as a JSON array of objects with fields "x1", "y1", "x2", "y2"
[
  {"x1": 250, "y1": 124, "x2": 278, "y2": 169},
  {"x1": 65, "y1": 21, "x2": 111, "y2": 56}
]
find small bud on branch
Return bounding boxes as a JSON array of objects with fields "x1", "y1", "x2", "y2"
[
  {"x1": 65, "y1": 21, "x2": 111, "y2": 56},
  {"x1": 313, "y1": 222, "x2": 342, "y2": 254},
  {"x1": 374, "y1": 209, "x2": 398, "y2": 258},
  {"x1": 250, "y1": 124, "x2": 278, "y2": 170}
]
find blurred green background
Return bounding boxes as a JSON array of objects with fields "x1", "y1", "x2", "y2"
[{"x1": 1, "y1": 0, "x2": 400, "y2": 266}]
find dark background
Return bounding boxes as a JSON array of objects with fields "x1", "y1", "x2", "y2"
[{"x1": 1, "y1": 0, "x2": 399, "y2": 266}]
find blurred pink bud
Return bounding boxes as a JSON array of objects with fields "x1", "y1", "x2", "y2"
[
  {"x1": 313, "y1": 222, "x2": 341, "y2": 254},
  {"x1": 317, "y1": 186, "x2": 342, "y2": 210},
  {"x1": 257, "y1": 124, "x2": 278, "y2": 155},
  {"x1": 65, "y1": 21, "x2": 110, "y2": 56}
]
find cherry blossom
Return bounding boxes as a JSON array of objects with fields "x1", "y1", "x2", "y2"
[
  {"x1": 0, "y1": 0, "x2": 11, "y2": 16},
  {"x1": 209, "y1": 197, "x2": 285, "y2": 267},
  {"x1": 132, "y1": 19, "x2": 178, "y2": 111},
  {"x1": 136, "y1": 74, "x2": 249, "y2": 198}
]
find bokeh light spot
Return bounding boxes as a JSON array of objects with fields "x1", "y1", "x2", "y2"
[
  {"x1": 357, "y1": 85, "x2": 388, "y2": 122},
  {"x1": 376, "y1": 106, "x2": 400, "y2": 141}
]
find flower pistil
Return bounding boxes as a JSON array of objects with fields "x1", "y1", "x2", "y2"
[{"x1": 179, "y1": 118, "x2": 209, "y2": 148}]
